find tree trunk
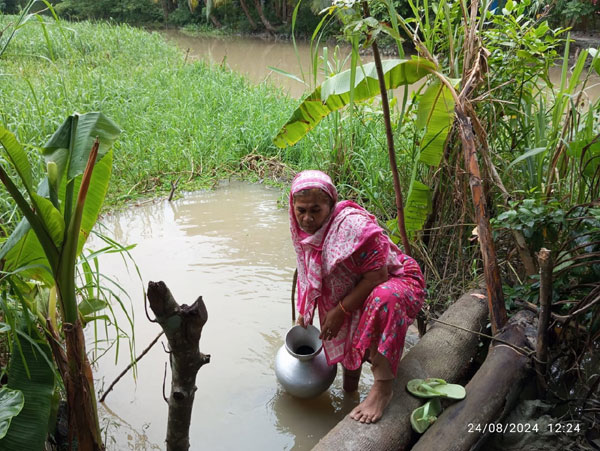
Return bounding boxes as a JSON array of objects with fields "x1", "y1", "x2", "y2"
[
  {"x1": 147, "y1": 281, "x2": 210, "y2": 451},
  {"x1": 456, "y1": 107, "x2": 507, "y2": 334},
  {"x1": 411, "y1": 310, "x2": 534, "y2": 451},
  {"x1": 465, "y1": 104, "x2": 538, "y2": 277},
  {"x1": 200, "y1": 0, "x2": 222, "y2": 27},
  {"x1": 239, "y1": 0, "x2": 257, "y2": 29},
  {"x1": 313, "y1": 289, "x2": 490, "y2": 451},
  {"x1": 451, "y1": 0, "x2": 507, "y2": 334},
  {"x1": 47, "y1": 319, "x2": 103, "y2": 450},
  {"x1": 64, "y1": 321, "x2": 104, "y2": 451},
  {"x1": 281, "y1": 0, "x2": 288, "y2": 23},
  {"x1": 160, "y1": 0, "x2": 177, "y2": 21},
  {"x1": 209, "y1": 13, "x2": 222, "y2": 28},
  {"x1": 252, "y1": 0, "x2": 277, "y2": 34}
]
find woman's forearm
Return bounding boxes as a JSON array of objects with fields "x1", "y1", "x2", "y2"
[{"x1": 340, "y1": 267, "x2": 388, "y2": 313}]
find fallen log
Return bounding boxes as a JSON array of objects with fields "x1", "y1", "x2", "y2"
[
  {"x1": 147, "y1": 281, "x2": 210, "y2": 451},
  {"x1": 312, "y1": 289, "x2": 489, "y2": 451},
  {"x1": 411, "y1": 310, "x2": 535, "y2": 451}
]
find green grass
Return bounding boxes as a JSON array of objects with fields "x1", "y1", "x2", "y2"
[{"x1": 0, "y1": 16, "x2": 399, "y2": 213}]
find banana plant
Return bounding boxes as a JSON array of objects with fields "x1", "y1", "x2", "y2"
[
  {"x1": 273, "y1": 57, "x2": 455, "y2": 233},
  {"x1": 0, "y1": 112, "x2": 120, "y2": 450}
]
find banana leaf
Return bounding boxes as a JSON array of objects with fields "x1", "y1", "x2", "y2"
[
  {"x1": 404, "y1": 180, "x2": 433, "y2": 232},
  {"x1": 590, "y1": 48, "x2": 600, "y2": 76},
  {"x1": 0, "y1": 328, "x2": 55, "y2": 451},
  {"x1": 0, "y1": 127, "x2": 32, "y2": 192},
  {"x1": 0, "y1": 387, "x2": 24, "y2": 439},
  {"x1": 42, "y1": 112, "x2": 119, "y2": 183},
  {"x1": 416, "y1": 81, "x2": 455, "y2": 167},
  {"x1": 274, "y1": 58, "x2": 437, "y2": 147}
]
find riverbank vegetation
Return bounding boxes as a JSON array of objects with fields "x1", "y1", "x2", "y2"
[{"x1": 1, "y1": 0, "x2": 599, "y2": 449}]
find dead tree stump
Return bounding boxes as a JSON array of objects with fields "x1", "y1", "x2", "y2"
[{"x1": 147, "y1": 281, "x2": 210, "y2": 451}]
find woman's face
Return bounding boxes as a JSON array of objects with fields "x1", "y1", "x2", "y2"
[{"x1": 293, "y1": 189, "x2": 333, "y2": 235}]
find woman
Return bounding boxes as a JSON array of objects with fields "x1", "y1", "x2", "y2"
[{"x1": 290, "y1": 170, "x2": 425, "y2": 424}]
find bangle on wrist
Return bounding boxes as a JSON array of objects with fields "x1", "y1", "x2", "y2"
[{"x1": 338, "y1": 301, "x2": 351, "y2": 316}]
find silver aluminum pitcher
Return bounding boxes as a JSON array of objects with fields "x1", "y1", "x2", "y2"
[{"x1": 275, "y1": 325, "x2": 337, "y2": 398}]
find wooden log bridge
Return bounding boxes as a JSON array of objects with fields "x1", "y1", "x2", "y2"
[
  {"x1": 147, "y1": 281, "x2": 210, "y2": 451},
  {"x1": 313, "y1": 289, "x2": 490, "y2": 451}
]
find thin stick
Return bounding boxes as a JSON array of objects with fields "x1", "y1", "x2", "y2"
[
  {"x1": 162, "y1": 361, "x2": 169, "y2": 404},
  {"x1": 291, "y1": 268, "x2": 297, "y2": 322},
  {"x1": 99, "y1": 331, "x2": 164, "y2": 403},
  {"x1": 426, "y1": 316, "x2": 534, "y2": 358},
  {"x1": 536, "y1": 248, "x2": 552, "y2": 396},
  {"x1": 168, "y1": 177, "x2": 180, "y2": 202},
  {"x1": 361, "y1": 1, "x2": 411, "y2": 257}
]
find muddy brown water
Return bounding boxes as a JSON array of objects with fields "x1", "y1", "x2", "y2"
[
  {"x1": 161, "y1": 29, "x2": 386, "y2": 99},
  {"x1": 161, "y1": 29, "x2": 600, "y2": 101},
  {"x1": 90, "y1": 182, "x2": 375, "y2": 450}
]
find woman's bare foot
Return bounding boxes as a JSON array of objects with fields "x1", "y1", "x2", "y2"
[{"x1": 349, "y1": 379, "x2": 394, "y2": 424}]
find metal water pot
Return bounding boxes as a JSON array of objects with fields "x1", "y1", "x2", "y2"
[{"x1": 275, "y1": 325, "x2": 337, "y2": 398}]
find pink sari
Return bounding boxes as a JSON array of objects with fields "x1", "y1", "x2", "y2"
[{"x1": 290, "y1": 170, "x2": 425, "y2": 375}]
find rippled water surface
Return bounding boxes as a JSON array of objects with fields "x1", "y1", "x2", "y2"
[{"x1": 90, "y1": 182, "x2": 372, "y2": 450}]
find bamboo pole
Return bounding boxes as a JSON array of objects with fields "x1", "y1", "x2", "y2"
[{"x1": 361, "y1": 1, "x2": 425, "y2": 337}]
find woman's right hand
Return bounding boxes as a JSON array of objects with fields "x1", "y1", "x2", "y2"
[
  {"x1": 296, "y1": 315, "x2": 308, "y2": 329},
  {"x1": 297, "y1": 315, "x2": 307, "y2": 328}
]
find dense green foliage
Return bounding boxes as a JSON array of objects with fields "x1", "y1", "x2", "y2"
[{"x1": 56, "y1": 0, "x2": 164, "y2": 23}]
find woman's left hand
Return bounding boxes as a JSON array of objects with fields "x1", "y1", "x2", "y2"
[{"x1": 319, "y1": 306, "x2": 346, "y2": 340}]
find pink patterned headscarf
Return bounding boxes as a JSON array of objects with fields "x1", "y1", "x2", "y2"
[
  {"x1": 289, "y1": 170, "x2": 337, "y2": 238},
  {"x1": 290, "y1": 170, "x2": 338, "y2": 202}
]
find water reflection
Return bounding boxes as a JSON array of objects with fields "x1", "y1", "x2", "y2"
[
  {"x1": 161, "y1": 31, "x2": 312, "y2": 98},
  {"x1": 99, "y1": 404, "x2": 162, "y2": 451},
  {"x1": 269, "y1": 387, "x2": 360, "y2": 450}
]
